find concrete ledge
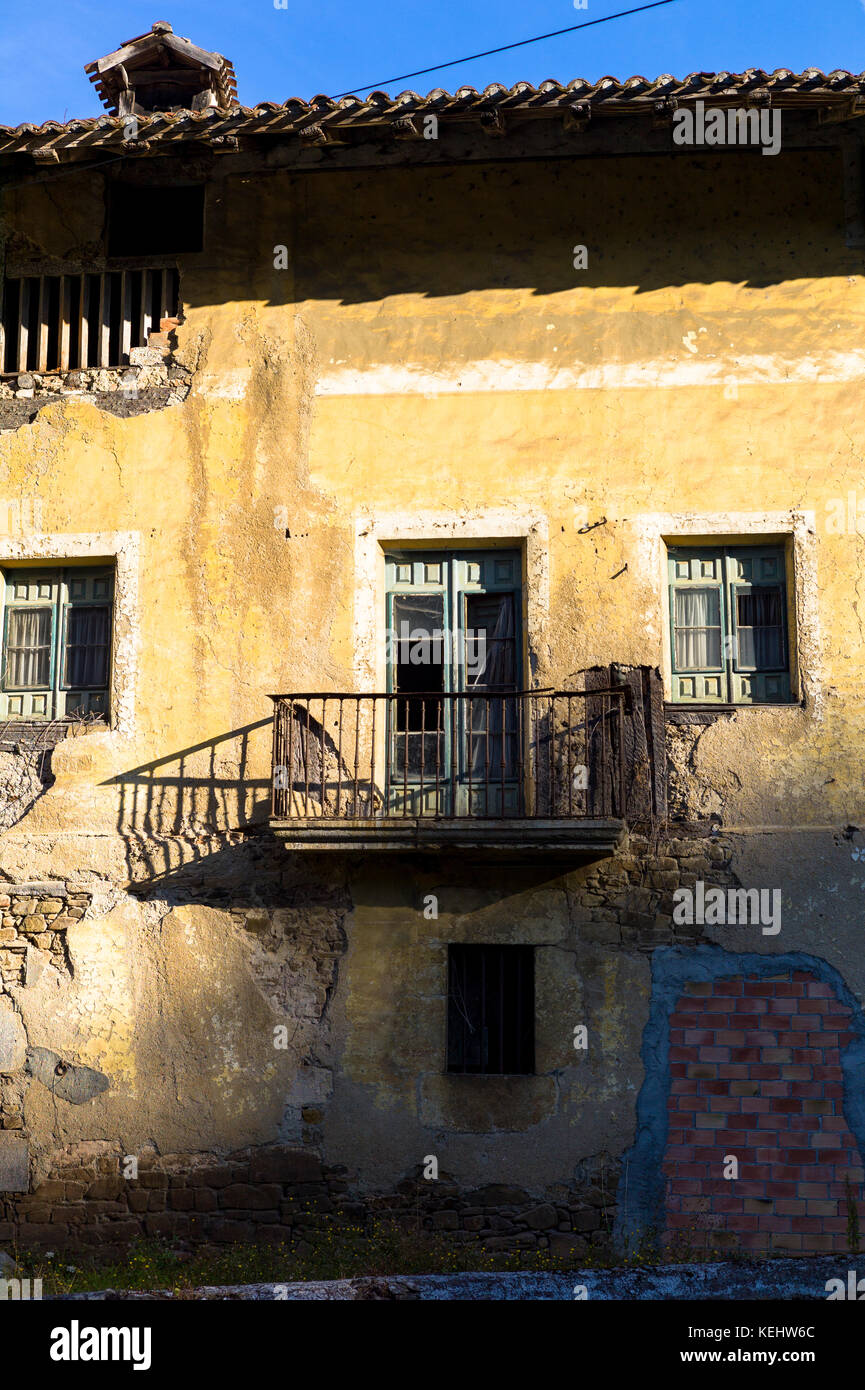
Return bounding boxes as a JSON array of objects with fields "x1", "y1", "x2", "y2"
[{"x1": 53, "y1": 1255, "x2": 862, "y2": 1300}]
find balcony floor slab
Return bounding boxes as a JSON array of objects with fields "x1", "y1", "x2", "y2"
[{"x1": 269, "y1": 816, "x2": 626, "y2": 859}]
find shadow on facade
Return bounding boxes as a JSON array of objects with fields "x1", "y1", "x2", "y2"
[{"x1": 104, "y1": 717, "x2": 284, "y2": 902}]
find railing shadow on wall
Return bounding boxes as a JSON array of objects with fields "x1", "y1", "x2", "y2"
[{"x1": 103, "y1": 717, "x2": 275, "y2": 897}]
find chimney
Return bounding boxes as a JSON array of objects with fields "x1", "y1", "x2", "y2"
[{"x1": 84, "y1": 21, "x2": 238, "y2": 117}]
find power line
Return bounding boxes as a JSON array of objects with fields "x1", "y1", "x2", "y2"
[{"x1": 333, "y1": 0, "x2": 681, "y2": 100}]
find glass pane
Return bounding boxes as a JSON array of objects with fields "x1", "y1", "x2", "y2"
[
  {"x1": 391, "y1": 594, "x2": 445, "y2": 692},
  {"x1": 64, "y1": 606, "x2": 111, "y2": 688},
  {"x1": 674, "y1": 587, "x2": 722, "y2": 669},
  {"x1": 467, "y1": 692, "x2": 519, "y2": 779},
  {"x1": 736, "y1": 588, "x2": 783, "y2": 669},
  {"x1": 5, "y1": 608, "x2": 52, "y2": 688},
  {"x1": 390, "y1": 594, "x2": 445, "y2": 779},
  {"x1": 464, "y1": 593, "x2": 516, "y2": 689}
]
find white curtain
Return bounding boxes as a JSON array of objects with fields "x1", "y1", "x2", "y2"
[
  {"x1": 674, "y1": 588, "x2": 721, "y2": 669},
  {"x1": 6, "y1": 609, "x2": 51, "y2": 688}
]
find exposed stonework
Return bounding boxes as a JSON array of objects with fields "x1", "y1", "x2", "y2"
[
  {"x1": 0, "y1": 1142, "x2": 620, "y2": 1260},
  {"x1": 0, "y1": 882, "x2": 90, "y2": 989},
  {"x1": 0, "y1": 353, "x2": 193, "y2": 431}
]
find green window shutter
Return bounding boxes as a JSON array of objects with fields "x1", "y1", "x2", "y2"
[
  {"x1": 0, "y1": 570, "x2": 60, "y2": 719},
  {"x1": 384, "y1": 549, "x2": 522, "y2": 693},
  {"x1": 667, "y1": 544, "x2": 792, "y2": 705},
  {"x1": 59, "y1": 568, "x2": 115, "y2": 719},
  {"x1": 667, "y1": 546, "x2": 727, "y2": 703},
  {"x1": 384, "y1": 548, "x2": 523, "y2": 814},
  {"x1": 726, "y1": 546, "x2": 790, "y2": 704},
  {"x1": 0, "y1": 566, "x2": 114, "y2": 721}
]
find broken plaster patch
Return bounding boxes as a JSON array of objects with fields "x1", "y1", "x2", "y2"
[{"x1": 24, "y1": 1047, "x2": 110, "y2": 1104}]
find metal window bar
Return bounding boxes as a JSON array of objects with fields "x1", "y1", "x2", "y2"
[
  {"x1": 446, "y1": 945, "x2": 535, "y2": 1075},
  {"x1": 269, "y1": 689, "x2": 629, "y2": 823},
  {"x1": 1, "y1": 268, "x2": 180, "y2": 374}
]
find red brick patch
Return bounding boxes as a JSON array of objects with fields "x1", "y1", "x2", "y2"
[{"x1": 661, "y1": 971, "x2": 863, "y2": 1255}]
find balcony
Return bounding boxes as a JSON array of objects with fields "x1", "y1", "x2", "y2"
[{"x1": 268, "y1": 685, "x2": 654, "y2": 858}]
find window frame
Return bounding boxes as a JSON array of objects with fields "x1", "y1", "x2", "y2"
[
  {"x1": 0, "y1": 564, "x2": 115, "y2": 721},
  {"x1": 446, "y1": 943, "x2": 536, "y2": 1076},
  {"x1": 666, "y1": 542, "x2": 793, "y2": 705},
  {"x1": 384, "y1": 548, "x2": 524, "y2": 814}
]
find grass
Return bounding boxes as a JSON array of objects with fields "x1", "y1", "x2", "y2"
[{"x1": 8, "y1": 1213, "x2": 826, "y2": 1295}]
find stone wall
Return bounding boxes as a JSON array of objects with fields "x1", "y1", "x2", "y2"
[
  {"x1": 0, "y1": 831, "x2": 861, "y2": 1260},
  {"x1": 0, "y1": 1142, "x2": 619, "y2": 1261}
]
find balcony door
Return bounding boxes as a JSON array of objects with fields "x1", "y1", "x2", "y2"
[{"x1": 385, "y1": 549, "x2": 522, "y2": 816}]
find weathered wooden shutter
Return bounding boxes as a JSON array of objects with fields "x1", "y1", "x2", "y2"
[
  {"x1": 60, "y1": 568, "x2": 114, "y2": 717},
  {"x1": 0, "y1": 571, "x2": 60, "y2": 719},
  {"x1": 726, "y1": 546, "x2": 791, "y2": 704},
  {"x1": 667, "y1": 546, "x2": 727, "y2": 703}
]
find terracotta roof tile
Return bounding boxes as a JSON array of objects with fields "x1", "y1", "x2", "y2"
[{"x1": 1, "y1": 68, "x2": 863, "y2": 152}]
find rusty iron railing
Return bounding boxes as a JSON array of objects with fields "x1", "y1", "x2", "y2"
[{"x1": 269, "y1": 689, "x2": 628, "y2": 821}]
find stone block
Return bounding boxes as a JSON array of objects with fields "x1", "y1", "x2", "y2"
[
  {"x1": 249, "y1": 1150, "x2": 322, "y2": 1184},
  {"x1": 220, "y1": 1183, "x2": 282, "y2": 1210},
  {"x1": 32, "y1": 1181, "x2": 65, "y2": 1201},
  {"x1": 547, "y1": 1232, "x2": 590, "y2": 1262},
  {"x1": 521, "y1": 1204, "x2": 558, "y2": 1230},
  {"x1": 86, "y1": 1177, "x2": 125, "y2": 1200},
  {"x1": 470, "y1": 1185, "x2": 531, "y2": 1207},
  {"x1": 189, "y1": 1165, "x2": 235, "y2": 1188},
  {"x1": 0, "y1": 999, "x2": 26, "y2": 1072},
  {"x1": 0, "y1": 1134, "x2": 28, "y2": 1192},
  {"x1": 430, "y1": 1210, "x2": 459, "y2": 1230}
]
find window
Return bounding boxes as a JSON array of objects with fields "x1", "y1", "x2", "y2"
[
  {"x1": 1, "y1": 268, "x2": 180, "y2": 373},
  {"x1": 667, "y1": 544, "x2": 792, "y2": 704},
  {"x1": 385, "y1": 548, "x2": 523, "y2": 814},
  {"x1": 1, "y1": 567, "x2": 114, "y2": 720},
  {"x1": 447, "y1": 945, "x2": 535, "y2": 1074},
  {"x1": 108, "y1": 184, "x2": 205, "y2": 257}
]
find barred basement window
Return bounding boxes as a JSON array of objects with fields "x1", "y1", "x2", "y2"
[
  {"x1": 667, "y1": 543, "x2": 793, "y2": 704},
  {"x1": 0, "y1": 567, "x2": 114, "y2": 721},
  {"x1": 447, "y1": 944, "x2": 535, "y2": 1075}
]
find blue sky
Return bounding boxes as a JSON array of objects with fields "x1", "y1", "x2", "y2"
[{"x1": 1, "y1": 0, "x2": 863, "y2": 127}]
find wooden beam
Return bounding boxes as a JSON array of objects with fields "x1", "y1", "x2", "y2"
[
  {"x1": 58, "y1": 275, "x2": 72, "y2": 371},
  {"x1": 98, "y1": 273, "x2": 111, "y2": 369},
  {"x1": 78, "y1": 274, "x2": 90, "y2": 370},
  {"x1": 16, "y1": 278, "x2": 30, "y2": 373},
  {"x1": 36, "y1": 276, "x2": 49, "y2": 373},
  {"x1": 120, "y1": 271, "x2": 132, "y2": 364},
  {"x1": 138, "y1": 269, "x2": 152, "y2": 347},
  {"x1": 819, "y1": 98, "x2": 865, "y2": 126}
]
